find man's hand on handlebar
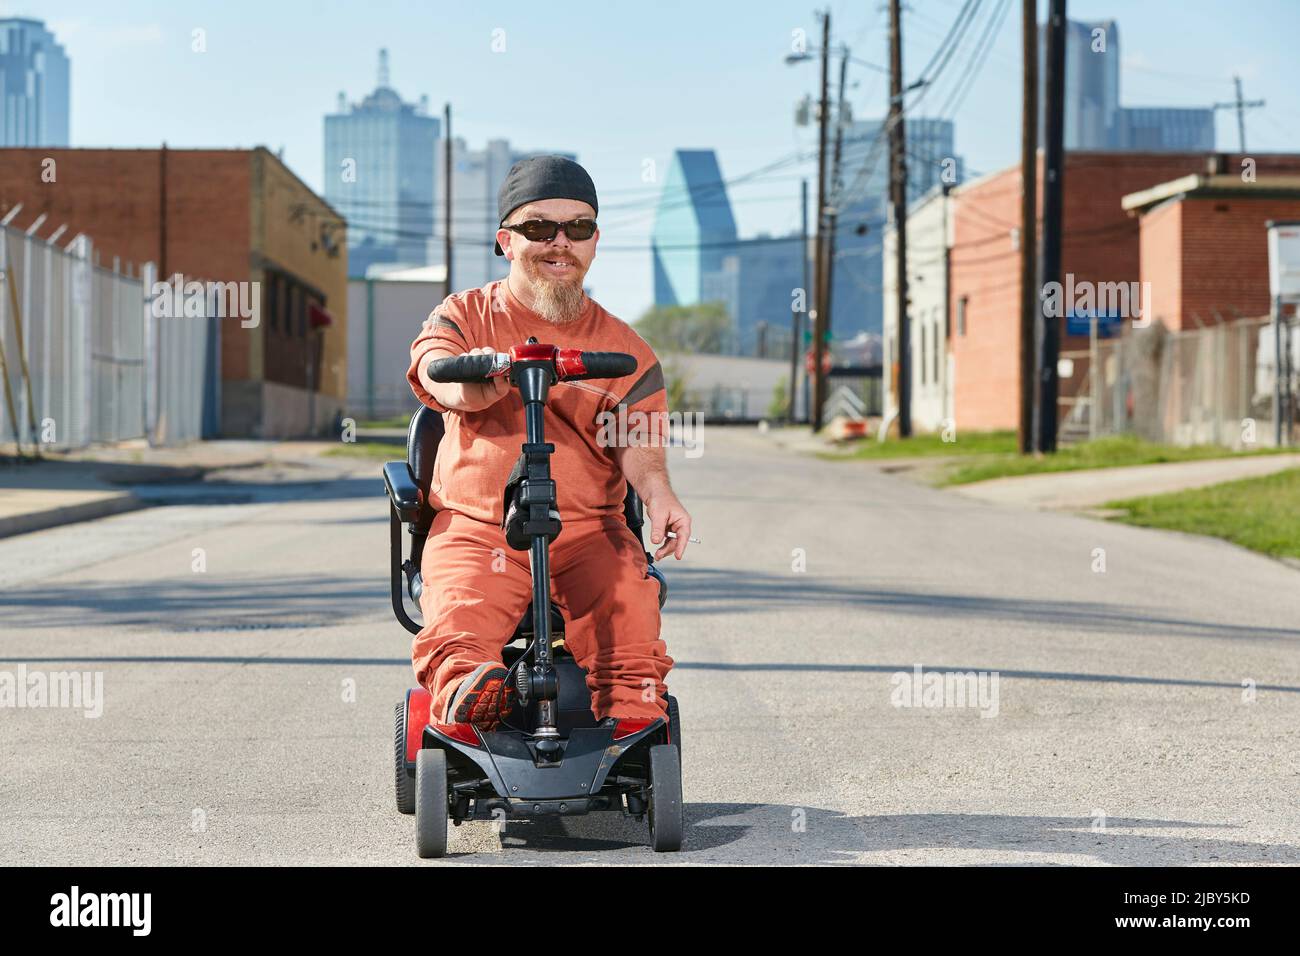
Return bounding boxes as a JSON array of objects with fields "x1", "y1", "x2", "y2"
[{"x1": 424, "y1": 347, "x2": 511, "y2": 413}]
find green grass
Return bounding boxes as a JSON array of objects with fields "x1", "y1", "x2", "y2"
[
  {"x1": 1105, "y1": 467, "x2": 1300, "y2": 559},
  {"x1": 322, "y1": 438, "x2": 406, "y2": 460},
  {"x1": 941, "y1": 434, "x2": 1286, "y2": 486},
  {"x1": 829, "y1": 429, "x2": 1018, "y2": 460},
  {"x1": 353, "y1": 415, "x2": 411, "y2": 429}
]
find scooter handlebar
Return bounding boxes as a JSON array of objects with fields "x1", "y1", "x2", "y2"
[
  {"x1": 561, "y1": 351, "x2": 638, "y2": 381},
  {"x1": 426, "y1": 348, "x2": 637, "y2": 384},
  {"x1": 425, "y1": 352, "x2": 507, "y2": 383}
]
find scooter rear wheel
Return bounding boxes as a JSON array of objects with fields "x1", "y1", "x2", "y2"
[
  {"x1": 415, "y1": 749, "x2": 449, "y2": 858},
  {"x1": 647, "y1": 744, "x2": 683, "y2": 852},
  {"x1": 394, "y1": 701, "x2": 415, "y2": 815},
  {"x1": 667, "y1": 694, "x2": 682, "y2": 759}
]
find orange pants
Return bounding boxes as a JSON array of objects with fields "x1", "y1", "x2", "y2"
[{"x1": 412, "y1": 509, "x2": 673, "y2": 725}]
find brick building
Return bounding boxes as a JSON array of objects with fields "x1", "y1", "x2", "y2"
[
  {"x1": 1122, "y1": 174, "x2": 1300, "y2": 330},
  {"x1": 937, "y1": 151, "x2": 1300, "y2": 432},
  {"x1": 0, "y1": 147, "x2": 349, "y2": 437}
]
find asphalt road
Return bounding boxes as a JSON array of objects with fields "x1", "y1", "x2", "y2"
[{"x1": 2, "y1": 431, "x2": 1297, "y2": 865}]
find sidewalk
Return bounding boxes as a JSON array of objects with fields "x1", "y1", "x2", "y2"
[
  {"x1": 950, "y1": 453, "x2": 1300, "y2": 511},
  {"x1": 733, "y1": 423, "x2": 872, "y2": 457},
  {"x1": 0, "y1": 439, "x2": 349, "y2": 539}
]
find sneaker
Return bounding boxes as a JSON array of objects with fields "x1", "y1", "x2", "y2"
[{"x1": 445, "y1": 662, "x2": 514, "y2": 729}]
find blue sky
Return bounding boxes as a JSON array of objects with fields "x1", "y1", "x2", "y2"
[{"x1": 24, "y1": 0, "x2": 1300, "y2": 321}]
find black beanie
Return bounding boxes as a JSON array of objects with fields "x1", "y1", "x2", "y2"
[{"x1": 494, "y1": 155, "x2": 598, "y2": 255}]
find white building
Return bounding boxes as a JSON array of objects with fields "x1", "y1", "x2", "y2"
[
  {"x1": 882, "y1": 185, "x2": 954, "y2": 433},
  {"x1": 346, "y1": 264, "x2": 447, "y2": 419}
]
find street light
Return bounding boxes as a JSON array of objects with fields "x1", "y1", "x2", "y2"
[
  {"x1": 785, "y1": 45, "x2": 888, "y2": 74},
  {"x1": 891, "y1": 78, "x2": 929, "y2": 104}
]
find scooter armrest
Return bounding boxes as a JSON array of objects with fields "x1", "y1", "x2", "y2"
[
  {"x1": 383, "y1": 461, "x2": 422, "y2": 522},
  {"x1": 647, "y1": 561, "x2": 667, "y2": 609}
]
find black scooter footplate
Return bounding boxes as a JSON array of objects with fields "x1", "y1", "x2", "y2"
[{"x1": 475, "y1": 722, "x2": 661, "y2": 801}]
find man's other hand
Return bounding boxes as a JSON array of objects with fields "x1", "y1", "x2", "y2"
[{"x1": 645, "y1": 489, "x2": 692, "y2": 561}]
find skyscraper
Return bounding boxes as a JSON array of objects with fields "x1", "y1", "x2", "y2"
[
  {"x1": 714, "y1": 233, "x2": 806, "y2": 355},
  {"x1": 0, "y1": 18, "x2": 70, "y2": 147},
  {"x1": 1119, "y1": 107, "x2": 1215, "y2": 151},
  {"x1": 1040, "y1": 19, "x2": 1121, "y2": 150},
  {"x1": 1042, "y1": 18, "x2": 1214, "y2": 152},
  {"x1": 651, "y1": 150, "x2": 739, "y2": 307},
  {"x1": 324, "y1": 50, "x2": 438, "y2": 278}
]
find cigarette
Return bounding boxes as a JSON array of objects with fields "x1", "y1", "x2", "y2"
[{"x1": 664, "y1": 531, "x2": 701, "y2": 544}]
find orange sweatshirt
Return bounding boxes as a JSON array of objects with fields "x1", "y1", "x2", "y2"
[{"x1": 406, "y1": 278, "x2": 668, "y2": 525}]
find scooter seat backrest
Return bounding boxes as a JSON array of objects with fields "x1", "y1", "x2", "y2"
[{"x1": 406, "y1": 404, "x2": 445, "y2": 534}]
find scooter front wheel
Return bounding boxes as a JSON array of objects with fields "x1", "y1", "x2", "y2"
[
  {"x1": 415, "y1": 748, "x2": 449, "y2": 858},
  {"x1": 647, "y1": 744, "x2": 683, "y2": 852}
]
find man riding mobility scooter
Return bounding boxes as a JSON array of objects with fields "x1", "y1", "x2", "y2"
[{"x1": 383, "y1": 341, "x2": 683, "y2": 857}]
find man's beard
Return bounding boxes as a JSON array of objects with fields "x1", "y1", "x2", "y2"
[{"x1": 521, "y1": 254, "x2": 588, "y2": 324}]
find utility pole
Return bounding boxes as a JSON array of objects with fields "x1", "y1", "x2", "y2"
[
  {"x1": 889, "y1": 0, "x2": 911, "y2": 437},
  {"x1": 789, "y1": 178, "x2": 808, "y2": 424},
  {"x1": 819, "y1": 48, "x2": 850, "y2": 407},
  {"x1": 1018, "y1": 0, "x2": 1038, "y2": 454},
  {"x1": 811, "y1": 9, "x2": 831, "y2": 432},
  {"x1": 1037, "y1": 0, "x2": 1067, "y2": 453},
  {"x1": 443, "y1": 102, "x2": 453, "y2": 293},
  {"x1": 1212, "y1": 75, "x2": 1265, "y2": 153}
]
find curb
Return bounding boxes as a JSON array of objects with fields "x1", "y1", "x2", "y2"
[{"x1": 0, "y1": 493, "x2": 148, "y2": 540}]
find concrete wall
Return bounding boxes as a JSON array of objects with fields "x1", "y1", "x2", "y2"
[
  {"x1": 226, "y1": 380, "x2": 344, "y2": 439},
  {"x1": 660, "y1": 352, "x2": 803, "y2": 421},
  {"x1": 346, "y1": 277, "x2": 446, "y2": 419}
]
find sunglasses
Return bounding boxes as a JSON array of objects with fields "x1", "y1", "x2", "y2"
[{"x1": 504, "y1": 217, "x2": 598, "y2": 243}]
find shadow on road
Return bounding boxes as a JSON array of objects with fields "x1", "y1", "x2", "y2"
[
  {"x1": 0, "y1": 575, "x2": 388, "y2": 631},
  {"x1": 450, "y1": 804, "x2": 1300, "y2": 865},
  {"x1": 674, "y1": 660, "x2": 1300, "y2": 694},
  {"x1": 5, "y1": 653, "x2": 1291, "y2": 696},
  {"x1": 664, "y1": 566, "x2": 1300, "y2": 643},
  {"x1": 9, "y1": 563, "x2": 1296, "y2": 651}
]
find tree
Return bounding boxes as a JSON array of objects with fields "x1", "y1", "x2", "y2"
[
  {"x1": 767, "y1": 377, "x2": 788, "y2": 420},
  {"x1": 634, "y1": 302, "x2": 733, "y2": 355}
]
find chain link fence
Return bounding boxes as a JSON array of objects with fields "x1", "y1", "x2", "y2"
[
  {"x1": 0, "y1": 221, "x2": 212, "y2": 453},
  {"x1": 1061, "y1": 316, "x2": 1298, "y2": 449}
]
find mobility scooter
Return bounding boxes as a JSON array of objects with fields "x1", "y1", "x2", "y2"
[{"x1": 382, "y1": 341, "x2": 682, "y2": 857}]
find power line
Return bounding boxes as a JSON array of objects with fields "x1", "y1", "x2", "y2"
[
  {"x1": 836, "y1": 1, "x2": 985, "y2": 213},
  {"x1": 933, "y1": 0, "x2": 1013, "y2": 121}
]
